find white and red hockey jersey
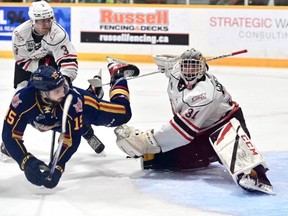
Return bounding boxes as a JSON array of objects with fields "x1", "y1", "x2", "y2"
[
  {"x1": 12, "y1": 20, "x2": 78, "y2": 82},
  {"x1": 154, "y1": 65, "x2": 239, "y2": 152}
]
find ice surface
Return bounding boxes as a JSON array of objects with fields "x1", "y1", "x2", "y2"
[{"x1": 0, "y1": 59, "x2": 287, "y2": 216}]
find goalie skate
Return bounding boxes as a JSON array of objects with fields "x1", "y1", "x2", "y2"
[{"x1": 237, "y1": 173, "x2": 275, "y2": 195}]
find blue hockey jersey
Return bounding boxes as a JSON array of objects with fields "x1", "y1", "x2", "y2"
[{"x1": 2, "y1": 79, "x2": 131, "y2": 169}]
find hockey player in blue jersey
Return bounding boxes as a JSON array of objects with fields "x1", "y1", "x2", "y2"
[{"x1": 1, "y1": 62, "x2": 139, "y2": 189}]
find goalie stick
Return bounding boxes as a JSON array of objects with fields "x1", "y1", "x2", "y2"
[
  {"x1": 88, "y1": 49, "x2": 248, "y2": 87},
  {"x1": 48, "y1": 94, "x2": 73, "y2": 180},
  {"x1": 206, "y1": 49, "x2": 247, "y2": 62}
]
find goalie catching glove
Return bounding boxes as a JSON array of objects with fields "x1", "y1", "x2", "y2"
[
  {"x1": 152, "y1": 54, "x2": 180, "y2": 77},
  {"x1": 114, "y1": 125, "x2": 161, "y2": 158}
]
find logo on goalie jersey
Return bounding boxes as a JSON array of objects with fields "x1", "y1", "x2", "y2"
[{"x1": 192, "y1": 93, "x2": 207, "y2": 103}]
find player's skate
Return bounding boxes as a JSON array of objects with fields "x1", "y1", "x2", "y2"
[
  {"x1": 87, "y1": 69, "x2": 104, "y2": 99},
  {"x1": 85, "y1": 72, "x2": 106, "y2": 155},
  {"x1": 86, "y1": 135, "x2": 106, "y2": 156},
  {"x1": 82, "y1": 125, "x2": 106, "y2": 156},
  {"x1": 107, "y1": 63, "x2": 139, "y2": 80},
  {"x1": 0, "y1": 142, "x2": 11, "y2": 162},
  {"x1": 88, "y1": 58, "x2": 140, "y2": 88},
  {"x1": 237, "y1": 166, "x2": 275, "y2": 195},
  {"x1": 106, "y1": 56, "x2": 140, "y2": 78}
]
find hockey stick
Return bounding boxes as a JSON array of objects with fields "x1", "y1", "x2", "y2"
[
  {"x1": 89, "y1": 49, "x2": 248, "y2": 87},
  {"x1": 206, "y1": 49, "x2": 247, "y2": 62},
  {"x1": 50, "y1": 130, "x2": 56, "y2": 162},
  {"x1": 48, "y1": 94, "x2": 73, "y2": 180}
]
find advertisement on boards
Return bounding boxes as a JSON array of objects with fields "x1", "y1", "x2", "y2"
[
  {"x1": 79, "y1": 7, "x2": 190, "y2": 46},
  {"x1": 205, "y1": 9, "x2": 288, "y2": 57},
  {"x1": 0, "y1": 6, "x2": 71, "y2": 41}
]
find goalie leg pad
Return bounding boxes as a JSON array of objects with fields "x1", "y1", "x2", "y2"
[{"x1": 209, "y1": 118, "x2": 268, "y2": 183}]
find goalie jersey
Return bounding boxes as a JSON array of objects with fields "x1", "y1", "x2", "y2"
[
  {"x1": 12, "y1": 20, "x2": 78, "y2": 82},
  {"x1": 153, "y1": 67, "x2": 240, "y2": 152}
]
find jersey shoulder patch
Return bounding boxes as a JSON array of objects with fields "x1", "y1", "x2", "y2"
[
  {"x1": 12, "y1": 21, "x2": 32, "y2": 44},
  {"x1": 45, "y1": 22, "x2": 67, "y2": 46},
  {"x1": 11, "y1": 86, "x2": 36, "y2": 109}
]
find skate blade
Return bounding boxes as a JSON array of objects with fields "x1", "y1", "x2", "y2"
[
  {"x1": 94, "y1": 151, "x2": 106, "y2": 157},
  {"x1": 88, "y1": 78, "x2": 102, "y2": 88},
  {"x1": 239, "y1": 178, "x2": 276, "y2": 195},
  {"x1": 0, "y1": 152, "x2": 12, "y2": 162}
]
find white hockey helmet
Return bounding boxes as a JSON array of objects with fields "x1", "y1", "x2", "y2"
[
  {"x1": 28, "y1": 1, "x2": 54, "y2": 24},
  {"x1": 179, "y1": 48, "x2": 208, "y2": 89}
]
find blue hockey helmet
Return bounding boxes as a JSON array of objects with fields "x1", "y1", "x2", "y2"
[{"x1": 31, "y1": 65, "x2": 65, "y2": 91}]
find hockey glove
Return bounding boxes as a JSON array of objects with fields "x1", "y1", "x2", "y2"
[
  {"x1": 114, "y1": 125, "x2": 161, "y2": 158},
  {"x1": 42, "y1": 165, "x2": 64, "y2": 189},
  {"x1": 19, "y1": 153, "x2": 49, "y2": 187},
  {"x1": 107, "y1": 62, "x2": 139, "y2": 86},
  {"x1": 152, "y1": 55, "x2": 179, "y2": 77}
]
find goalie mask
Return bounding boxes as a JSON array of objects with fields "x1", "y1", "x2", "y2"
[
  {"x1": 179, "y1": 48, "x2": 208, "y2": 90},
  {"x1": 28, "y1": 1, "x2": 54, "y2": 25},
  {"x1": 31, "y1": 66, "x2": 69, "y2": 105}
]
